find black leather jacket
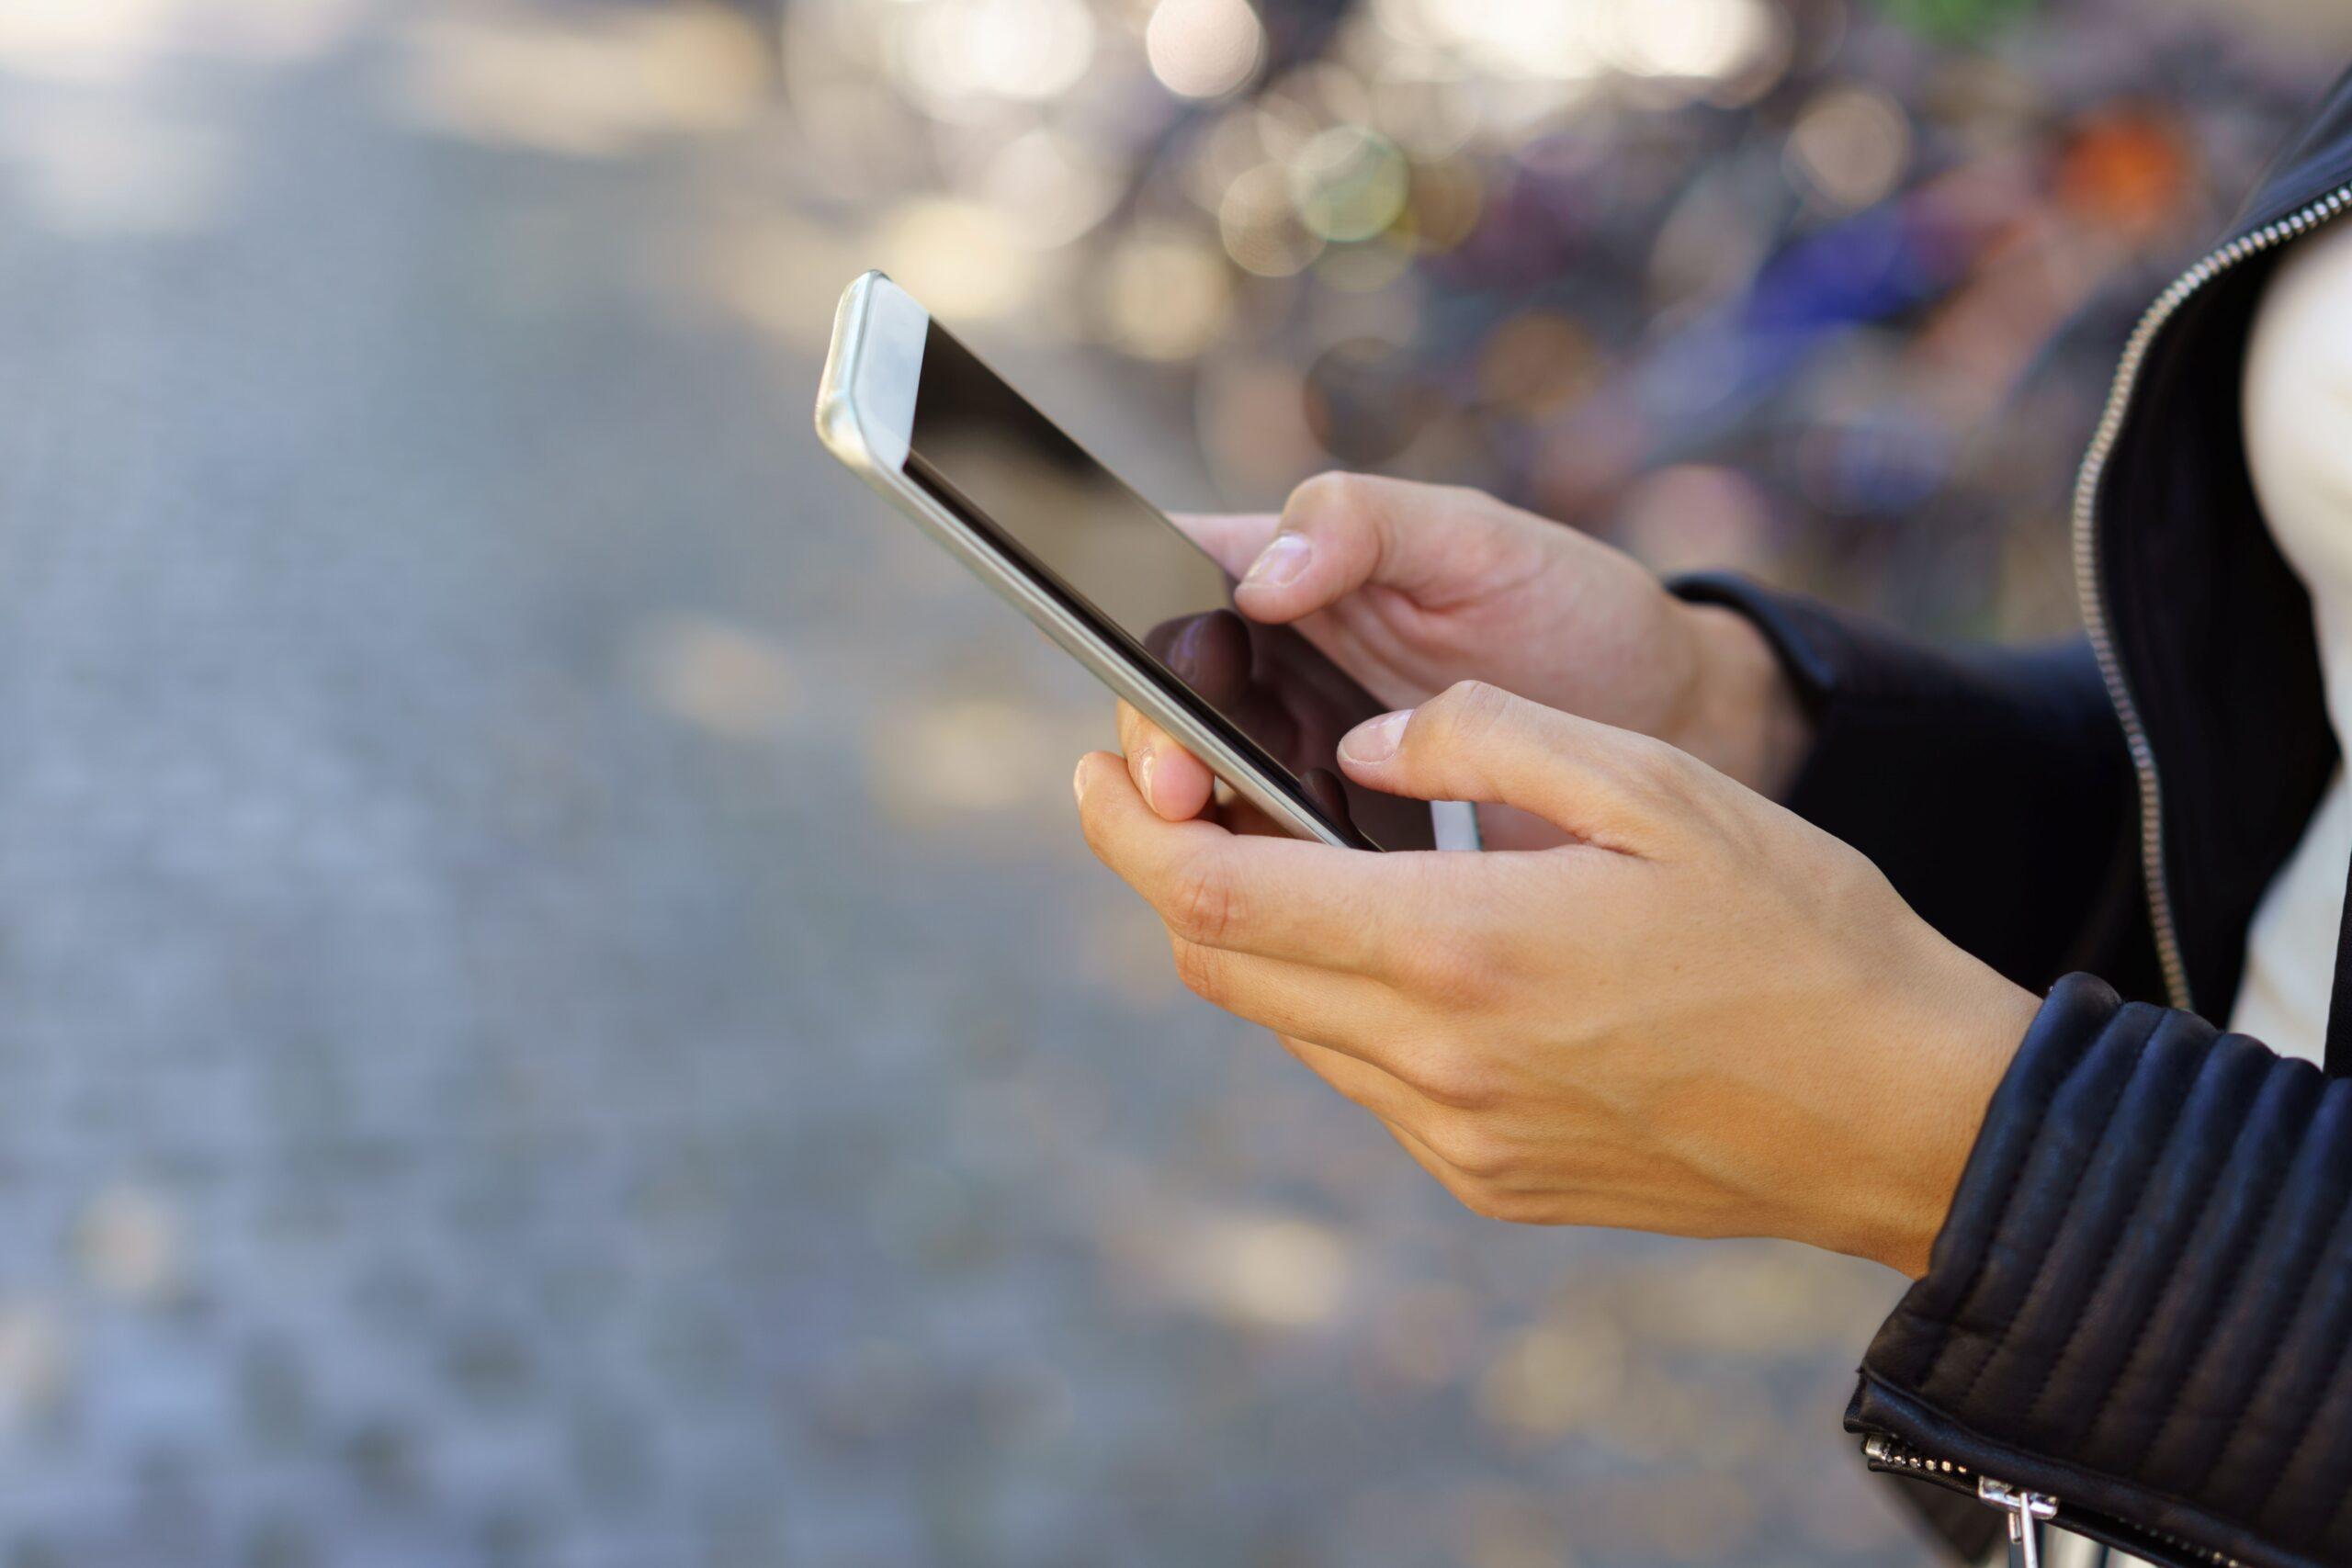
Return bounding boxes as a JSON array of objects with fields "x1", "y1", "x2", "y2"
[{"x1": 1679, "y1": 64, "x2": 2352, "y2": 1568}]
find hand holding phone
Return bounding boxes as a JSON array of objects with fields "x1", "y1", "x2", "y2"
[
  {"x1": 813, "y1": 270, "x2": 2008, "y2": 1291},
  {"x1": 815, "y1": 271, "x2": 1467, "y2": 851}
]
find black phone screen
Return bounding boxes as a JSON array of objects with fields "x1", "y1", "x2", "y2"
[{"x1": 900, "y1": 321, "x2": 1433, "y2": 852}]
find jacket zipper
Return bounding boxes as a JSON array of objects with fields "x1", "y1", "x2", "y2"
[
  {"x1": 2073, "y1": 180, "x2": 2352, "y2": 1011},
  {"x1": 1980, "y1": 1476, "x2": 2060, "y2": 1568},
  {"x1": 1861, "y1": 1432, "x2": 2250, "y2": 1568}
]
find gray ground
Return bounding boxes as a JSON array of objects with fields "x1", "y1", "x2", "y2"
[{"x1": 0, "y1": 9, "x2": 1934, "y2": 1566}]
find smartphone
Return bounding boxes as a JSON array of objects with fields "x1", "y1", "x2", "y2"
[{"x1": 814, "y1": 272, "x2": 1476, "y2": 853}]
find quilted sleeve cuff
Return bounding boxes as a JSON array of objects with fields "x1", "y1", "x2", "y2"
[{"x1": 1850, "y1": 974, "x2": 2352, "y2": 1568}]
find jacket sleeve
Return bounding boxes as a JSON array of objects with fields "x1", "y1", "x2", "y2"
[
  {"x1": 1851, "y1": 974, "x2": 2352, "y2": 1568},
  {"x1": 1671, "y1": 574, "x2": 2140, "y2": 991}
]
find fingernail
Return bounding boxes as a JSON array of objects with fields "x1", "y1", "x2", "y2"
[
  {"x1": 1135, "y1": 748, "x2": 1158, "y2": 807},
  {"x1": 1341, "y1": 709, "x2": 1411, "y2": 764},
  {"x1": 1072, "y1": 760, "x2": 1089, "y2": 805},
  {"x1": 1242, "y1": 533, "x2": 1312, "y2": 590}
]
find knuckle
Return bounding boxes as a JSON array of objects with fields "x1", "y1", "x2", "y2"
[
  {"x1": 1169, "y1": 937, "x2": 1227, "y2": 1003},
  {"x1": 1283, "y1": 469, "x2": 1365, "y2": 523},
  {"x1": 1430, "y1": 679, "x2": 1510, "y2": 742},
  {"x1": 1074, "y1": 782, "x2": 1114, "y2": 858},
  {"x1": 1614, "y1": 731, "x2": 1695, "y2": 795},
  {"x1": 1396, "y1": 934, "x2": 1498, "y2": 1010},
  {"x1": 1431, "y1": 1122, "x2": 1514, "y2": 1181},
  {"x1": 1445, "y1": 1177, "x2": 1528, "y2": 1224},
  {"x1": 1474, "y1": 1189, "x2": 1548, "y2": 1224},
  {"x1": 1164, "y1": 852, "x2": 1241, "y2": 946},
  {"x1": 1439, "y1": 677, "x2": 1498, "y2": 709},
  {"x1": 1407, "y1": 1047, "x2": 1504, "y2": 1112}
]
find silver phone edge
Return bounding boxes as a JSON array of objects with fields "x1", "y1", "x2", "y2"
[{"x1": 816, "y1": 270, "x2": 1479, "y2": 854}]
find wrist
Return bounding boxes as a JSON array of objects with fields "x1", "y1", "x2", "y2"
[
  {"x1": 1845, "y1": 953, "x2": 2041, "y2": 1279},
  {"x1": 1667, "y1": 602, "x2": 1814, "y2": 797}
]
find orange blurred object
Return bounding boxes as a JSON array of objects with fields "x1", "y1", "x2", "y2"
[{"x1": 2055, "y1": 107, "x2": 2193, "y2": 237}]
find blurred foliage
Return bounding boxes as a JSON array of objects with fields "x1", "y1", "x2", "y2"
[{"x1": 1871, "y1": 0, "x2": 2041, "y2": 43}]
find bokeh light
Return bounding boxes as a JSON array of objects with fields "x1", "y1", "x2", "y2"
[
  {"x1": 1371, "y1": 0, "x2": 1610, "y2": 84},
  {"x1": 1601, "y1": 0, "x2": 1781, "y2": 84},
  {"x1": 1146, "y1": 0, "x2": 1265, "y2": 100},
  {"x1": 1220, "y1": 158, "x2": 1327, "y2": 275},
  {"x1": 871, "y1": 196, "x2": 1039, "y2": 318},
  {"x1": 1788, "y1": 83, "x2": 1916, "y2": 209},
  {"x1": 1290, "y1": 123, "x2": 1411, "y2": 241},
  {"x1": 1096, "y1": 222, "x2": 1235, "y2": 357},
  {"x1": 969, "y1": 125, "x2": 1125, "y2": 248},
  {"x1": 887, "y1": 0, "x2": 1098, "y2": 110}
]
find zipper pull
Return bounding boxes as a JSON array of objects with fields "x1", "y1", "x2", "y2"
[{"x1": 1978, "y1": 1476, "x2": 2059, "y2": 1568}]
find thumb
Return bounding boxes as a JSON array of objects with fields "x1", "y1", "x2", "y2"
[
  {"x1": 1233, "y1": 472, "x2": 1531, "y2": 624},
  {"x1": 1335, "y1": 682, "x2": 1688, "y2": 849}
]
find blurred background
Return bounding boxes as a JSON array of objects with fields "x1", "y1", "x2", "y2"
[{"x1": 0, "y1": 0, "x2": 2346, "y2": 1564}]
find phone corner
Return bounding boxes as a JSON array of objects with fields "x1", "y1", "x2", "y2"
[
  {"x1": 813, "y1": 275, "x2": 873, "y2": 468},
  {"x1": 814, "y1": 269, "x2": 921, "y2": 479}
]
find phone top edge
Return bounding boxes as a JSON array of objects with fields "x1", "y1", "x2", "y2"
[
  {"x1": 812, "y1": 272, "x2": 876, "y2": 468},
  {"x1": 815, "y1": 271, "x2": 925, "y2": 479}
]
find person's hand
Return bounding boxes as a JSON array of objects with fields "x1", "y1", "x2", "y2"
[
  {"x1": 1074, "y1": 681, "x2": 2039, "y2": 1278},
  {"x1": 1123, "y1": 473, "x2": 1811, "y2": 845}
]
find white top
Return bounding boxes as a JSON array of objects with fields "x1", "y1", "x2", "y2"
[{"x1": 2224, "y1": 218, "x2": 2352, "y2": 1064}]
